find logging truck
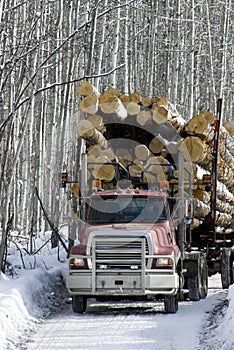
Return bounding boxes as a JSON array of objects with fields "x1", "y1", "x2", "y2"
[{"x1": 65, "y1": 98, "x2": 234, "y2": 314}]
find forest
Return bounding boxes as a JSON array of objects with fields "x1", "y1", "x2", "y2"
[{"x1": 0, "y1": 0, "x2": 233, "y2": 269}]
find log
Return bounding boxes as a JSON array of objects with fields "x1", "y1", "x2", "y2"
[
  {"x1": 149, "y1": 136, "x2": 165, "y2": 154},
  {"x1": 77, "y1": 83, "x2": 234, "y2": 228},
  {"x1": 130, "y1": 92, "x2": 142, "y2": 104},
  {"x1": 142, "y1": 156, "x2": 170, "y2": 183},
  {"x1": 87, "y1": 144, "x2": 102, "y2": 157},
  {"x1": 135, "y1": 144, "x2": 150, "y2": 161},
  {"x1": 101, "y1": 148, "x2": 118, "y2": 162},
  {"x1": 198, "y1": 144, "x2": 213, "y2": 169},
  {"x1": 193, "y1": 189, "x2": 210, "y2": 203},
  {"x1": 80, "y1": 95, "x2": 99, "y2": 114},
  {"x1": 115, "y1": 148, "x2": 132, "y2": 161},
  {"x1": 129, "y1": 164, "x2": 143, "y2": 178},
  {"x1": 181, "y1": 136, "x2": 205, "y2": 163},
  {"x1": 141, "y1": 97, "x2": 152, "y2": 107},
  {"x1": 93, "y1": 156, "x2": 115, "y2": 181},
  {"x1": 200, "y1": 109, "x2": 215, "y2": 124},
  {"x1": 119, "y1": 94, "x2": 131, "y2": 104},
  {"x1": 105, "y1": 87, "x2": 121, "y2": 97},
  {"x1": 193, "y1": 198, "x2": 210, "y2": 218},
  {"x1": 88, "y1": 146, "x2": 117, "y2": 163},
  {"x1": 99, "y1": 93, "x2": 127, "y2": 120},
  {"x1": 216, "y1": 211, "x2": 233, "y2": 227},
  {"x1": 184, "y1": 114, "x2": 208, "y2": 134},
  {"x1": 217, "y1": 187, "x2": 234, "y2": 204},
  {"x1": 224, "y1": 121, "x2": 234, "y2": 136},
  {"x1": 87, "y1": 153, "x2": 96, "y2": 163},
  {"x1": 157, "y1": 97, "x2": 168, "y2": 107},
  {"x1": 219, "y1": 142, "x2": 234, "y2": 167},
  {"x1": 143, "y1": 172, "x2": 157, "y2": 183},
  {"x1": 86, "y1": 114, "x2": 106, "y2": 133},
  {"x1": 125, "y1": 101, "x2": 141, "y2": 116},
  {"x1": 136, "y1": 110, "x2": 152, "y2": 126},
  {"x1": 77, "y1": 120, "x2": 108, "y2": 148},
  {"x1": 151, "y1": 104, "x2": 168, "y2": 124},
  {"x1": 191, "y1": 218, "x2": 203, "y2": 229},
  {"x1": 216, "y1": 198, "x2": 233, "y2": 214},
  {"x1": 77, "y1": 80, "x2": 100, "y2": 96}
]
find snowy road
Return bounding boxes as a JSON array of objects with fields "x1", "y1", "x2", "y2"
[{"x1": 26, "y1": 277, "x2": 227, "y2": 350}]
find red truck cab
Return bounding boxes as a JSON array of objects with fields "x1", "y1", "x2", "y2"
[{"x1": 67, "y1": 188, "x2": 181, "y2": 313}]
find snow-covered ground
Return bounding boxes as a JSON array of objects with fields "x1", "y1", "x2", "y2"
[{"x1": 0, "y1": 232, "x2": 233, "y2": 350}]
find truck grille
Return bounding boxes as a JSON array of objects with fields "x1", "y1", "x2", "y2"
[{"x1": 91, "y1": 236, "x2": 149, "y2": 270}]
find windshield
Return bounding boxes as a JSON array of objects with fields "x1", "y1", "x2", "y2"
[{"x1": 88, "y1": 196, "x2": 167, "y2": 223}]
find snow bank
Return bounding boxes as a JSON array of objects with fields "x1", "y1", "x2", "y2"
[
  {"x1": 217, "y1": 284, "x2": 234, "y2": 350},
  {"x1": 0, "y1": 268, "x2": 64, "y2": 349},
  {"x1": 0, "y1": 232, "x2": 68, "y2": 350}
]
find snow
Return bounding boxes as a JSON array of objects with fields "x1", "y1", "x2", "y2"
[
  {"x1": 0, "y1": 231, "x2": 233, "y2": 350},
  {"x1": 0, "y1": 232, "x2": 68, "y2": 350}
]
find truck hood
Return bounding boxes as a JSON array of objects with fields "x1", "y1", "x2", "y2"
[{"x1": 79, "y1": 222, "x2": 179, "y2": 258}]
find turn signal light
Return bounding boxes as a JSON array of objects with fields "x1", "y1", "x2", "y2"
[
  {"x1": 92, "y1": 179, "x2": 102, "y2": 191},
  {"x1": 60, "y1": 172, "x2": 68, "y2": 188}
]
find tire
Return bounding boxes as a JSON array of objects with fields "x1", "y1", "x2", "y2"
[
  {"x1": 164, "y1": 295, "x2": 178, "y2": 314},
  {"x1": 200, "y1": 257, "x2": 208, "y2": 299},
  {"x1": 221, "y1": 249, "x2": 233, "y2": 289},
  {"x1": 188, "y1": 277, "x2": 200, "y2": 301},
  {"x1": 72, "y1": 296, "x2": 87, "y2": 313}
]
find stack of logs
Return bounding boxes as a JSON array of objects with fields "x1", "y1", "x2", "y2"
[{"x1": 76, "y1": 80, "x2": 234, "y2": 233}]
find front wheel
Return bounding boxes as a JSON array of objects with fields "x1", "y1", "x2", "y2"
[
  {"x1": 164, "y1": 295, "x2": 178, "y2": 314},
  {"x1": 72, "y1": 296, "x2": 87, "y2": 313}
]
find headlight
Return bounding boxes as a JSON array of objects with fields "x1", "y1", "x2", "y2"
[
  {"x1": 69, "y1": 257, "x2": 86, "y2": 269},
  {"x1": 156, "y1": 258, "x2": 173, "y2": 266},
  {"x1": 151, "y1": 257, "x2": 173, "y2": 269}
]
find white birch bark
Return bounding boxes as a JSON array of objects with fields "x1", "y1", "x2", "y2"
[{"x1": 111, "y1": 0, "x2": 121, "y2": 87}]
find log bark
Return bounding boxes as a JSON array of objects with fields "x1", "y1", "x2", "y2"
[
  {"x1": 193, "y1": 189, "x2": 210, "y2": 203},
  {"x1": 216, "y1": 211, "x2": 233, "y2": 227},
  {"x1": 77, "y1": 120, "x2": 108, "y2": 148},
  {"x1": 193, "y1": 198, "x2": 210, "y2": 218},
  {"x1": 86, "y1": 114, "x2": 106, "y2": 133}
]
